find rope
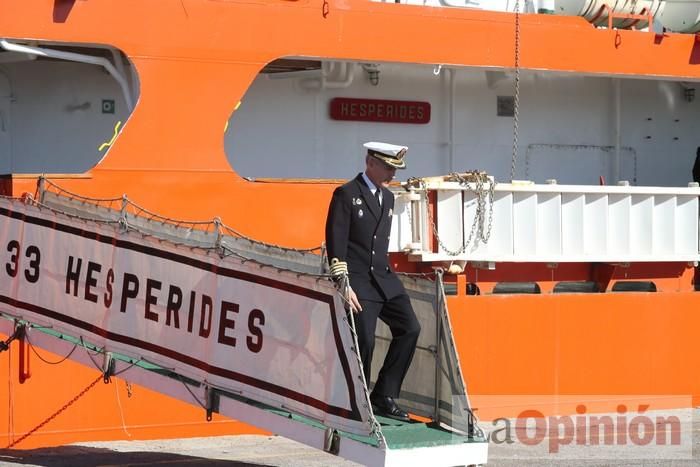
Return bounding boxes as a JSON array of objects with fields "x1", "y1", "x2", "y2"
[
  {"x1": 78, "y1": 337, "x2": 108, "y2": 375},
  {"x1": 113, "y1": 358, "x2": 144, "y2": 377},
  {"x1": 219, "y1": 243, "x2": 333, "y2": 280},
  {"x1": 177, "y1": 375, "x2": 207, "y2": 410},
  {"x1": 19, "y1": 195, "x2": 121, "y2": 225},
  {"x1": 221, "y1": 225, "x2": 322, "y2": 254},
  {"x1": 510, "y1": 0, "x2": 522, "y2": 182},
  {"x1": 114, "y1": 380, "x2": 132, "y2": 438},
  {"x1": 25, "y1": 330, "x2": 78, "y2": 365},
  {"x1": 77, "y1": 332, "x2": 207, "y2": 413},
  {"x1": 40, "y1": 177, "x2": 123, "y2": 204},
  {"x1": 37, "y1": 178, "x2": 324, "y2": 259},
  {"x1": 338, "y1": 275, "x2": 386, "y2": 447}
]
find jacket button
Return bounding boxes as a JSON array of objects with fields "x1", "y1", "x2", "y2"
[
  {"x1": 372, "y1": 250, "x2": 375, "y2": 255},
  {"x1": 370, "y1": 266, "x2": 374, "y2": 271},
  {"x1": 373, "y1": 235, "x2": 377, "y2": 239}
]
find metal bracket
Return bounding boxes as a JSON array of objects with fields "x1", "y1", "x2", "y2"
[
  {"x1": 323, "y1": 427, "x2": 340, "y2": 455},
  {"x1": 205, "y1": 386, "x2": 220, "y2": 422},
  {"x1": 470, "y1": 261, "x2": 495, "y2": 271},
  {"x1": 119, "y1": 195, "x2": 129, "y2": 232},
  {"x1": 103, "y1": 352, "x2": 115, "y2": 384},
  {"x1": 37, "y1": 176, "x2": 46, "y2": 204},
  {"x1": 213, "y1": 217, "x2": 224, "y2": 257}
]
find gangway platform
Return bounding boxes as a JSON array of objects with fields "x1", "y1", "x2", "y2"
[{"x1": 0, "y1": 179, "x2": 488, "y2": 467}]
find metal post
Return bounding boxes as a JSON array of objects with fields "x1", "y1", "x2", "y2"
[
  {"x1": 409, "y1": 189, "x2": 424, "y2": 252},
  {"x1": 434, "y1": 269, "x2": 444, "y2": 423},
  {"x1": 613, "y1": 77, "x2": 621, "y2": 184}
]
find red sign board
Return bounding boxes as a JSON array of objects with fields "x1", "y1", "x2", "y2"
[{"x1": 329, "y1": 98, "x2": 430, "y2": 124}]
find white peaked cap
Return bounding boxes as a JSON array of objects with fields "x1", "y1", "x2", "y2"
[{"x1": 363, "y1": 141, "x2": 408, "y2": 169}]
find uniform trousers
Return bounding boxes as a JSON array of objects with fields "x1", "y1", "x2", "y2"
[{"x1": 355, "y1": 293, "x2": 421, "y2": 398}]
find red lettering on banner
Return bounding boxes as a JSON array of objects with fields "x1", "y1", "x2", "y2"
[
  {"x1": 59, "y1": 254, "x2": 268, "y2": 353},
  {"x1": 145, "y1": 278, "x2": 161, "y2": 322},
  {"x1": 120, "y1": 273, "x2": 139, "y2": 313},
  {"x1": 166, "y1": 285, "x2": 182, "y2": 328},
  {"x1": 187, "y1": 290, "x2": 196, "y2": 332},
  {"x1": 218, "y1": 300, "x2": 239, "y2": 347},
  {"x1": 247, "y1": 308, "x2": 265, "y2": 353},
  {"x1": 85, "y1": 261, "x2": 101, "y2": 303},
  {"x1": 199, "y1": 295, "x2": 213, "y2": 338},
  {"x1": 104, "y1": 268, "x2": 114, "y2": 308}
]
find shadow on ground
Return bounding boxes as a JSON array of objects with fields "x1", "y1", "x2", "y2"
[{"x1": 0, "y1": 445, "x2": 269, "y2": 467}]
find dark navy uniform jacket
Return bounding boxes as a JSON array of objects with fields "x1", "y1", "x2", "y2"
[{"x1": 325, "y1": 173, "x2": 405, "y2": 302}]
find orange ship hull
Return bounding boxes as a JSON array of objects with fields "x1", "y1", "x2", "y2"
[{"x1": 2, "y1": 0, "x2": 700, "y2": 449}]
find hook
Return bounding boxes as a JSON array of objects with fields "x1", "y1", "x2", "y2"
[{"x1": 433, "y1": 64, "x2": 442, "y2": 76}]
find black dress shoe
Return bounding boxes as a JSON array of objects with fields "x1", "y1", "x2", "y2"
[{"x1": 370, "y1": 394, "x2": 409, "y2": 422}]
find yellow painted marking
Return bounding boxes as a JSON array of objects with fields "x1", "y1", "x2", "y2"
[
  {"x1": 98, "y1": 120, "x2": 122, "y2": 151},
  {"x1": 224, "y1": 102, "x2": 241, "y2": 133}
]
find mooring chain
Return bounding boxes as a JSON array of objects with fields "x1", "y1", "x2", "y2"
[
  {"x1": 510, "y1": 0, "x2": 522, "y2": 182},
  {"x1": 450, "y1": 172, "x2": 496, "y2": 245},
  {"x1": 410, "y1": 173, "x2": 495, "y2": 257},
  {"x1": 6, "y1": 373, "x2": 103, "y2": 448}
]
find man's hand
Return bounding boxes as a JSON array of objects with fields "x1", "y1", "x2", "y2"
[{"x1": 347, "y1": 286, "x2": 363, "y2": 313}]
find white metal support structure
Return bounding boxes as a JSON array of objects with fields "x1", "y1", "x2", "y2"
[{"x1": 390, "y1": 180, "x2": 700, "y2": 264}]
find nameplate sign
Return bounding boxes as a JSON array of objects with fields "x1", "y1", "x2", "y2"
[{"x1": 330, "y1": 98, "x2": 431, "y2": 124}]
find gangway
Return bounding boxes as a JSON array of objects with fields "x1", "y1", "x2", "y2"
[{"x1": 0, "y1": 180, "x2": 488, "y2": 467}]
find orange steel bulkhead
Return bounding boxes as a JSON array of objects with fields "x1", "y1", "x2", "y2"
[{"x1": 1, "y1": 0, "x2": 700, "y2": 448}]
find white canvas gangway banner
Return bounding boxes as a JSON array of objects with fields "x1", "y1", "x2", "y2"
[{"x1": 0, "y1": 196, "x2": 373, "y2": 436}]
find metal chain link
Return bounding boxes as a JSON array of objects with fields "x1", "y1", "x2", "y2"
[
  {"x1": 6, "y1": 374, "x2": 103, "y2": 448},
  {"x1": 413, "y1": 172, "x2": 496, "y2": 257},
  {"x1": 510, "y1": 0, "x2": 522, "y2": 182}
]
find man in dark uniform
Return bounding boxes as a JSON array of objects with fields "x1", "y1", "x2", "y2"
[{"x1": 325, "y1": 142, "x2": 421, "y2": 422}]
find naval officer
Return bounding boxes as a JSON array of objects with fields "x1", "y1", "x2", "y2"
[{"x1": 325, "y1": 142, "x2": 420, "y2": 422}]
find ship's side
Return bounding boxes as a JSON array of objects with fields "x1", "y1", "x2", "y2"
[{"x1": 1, "y1": 0, "x2": 700, "y2": 448}]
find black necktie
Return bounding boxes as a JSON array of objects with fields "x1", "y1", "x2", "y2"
[{"x1": 374, "y1": 189, "x2": 381, "y2": 208}]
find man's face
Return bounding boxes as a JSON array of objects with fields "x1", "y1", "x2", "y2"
[{"x1": 366, "y1": 157, "x2": 397, "y2": 188}]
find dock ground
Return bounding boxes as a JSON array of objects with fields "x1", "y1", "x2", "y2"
[{"x1": 0, "y1": 407, "x2": 697, "y2": 466}]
